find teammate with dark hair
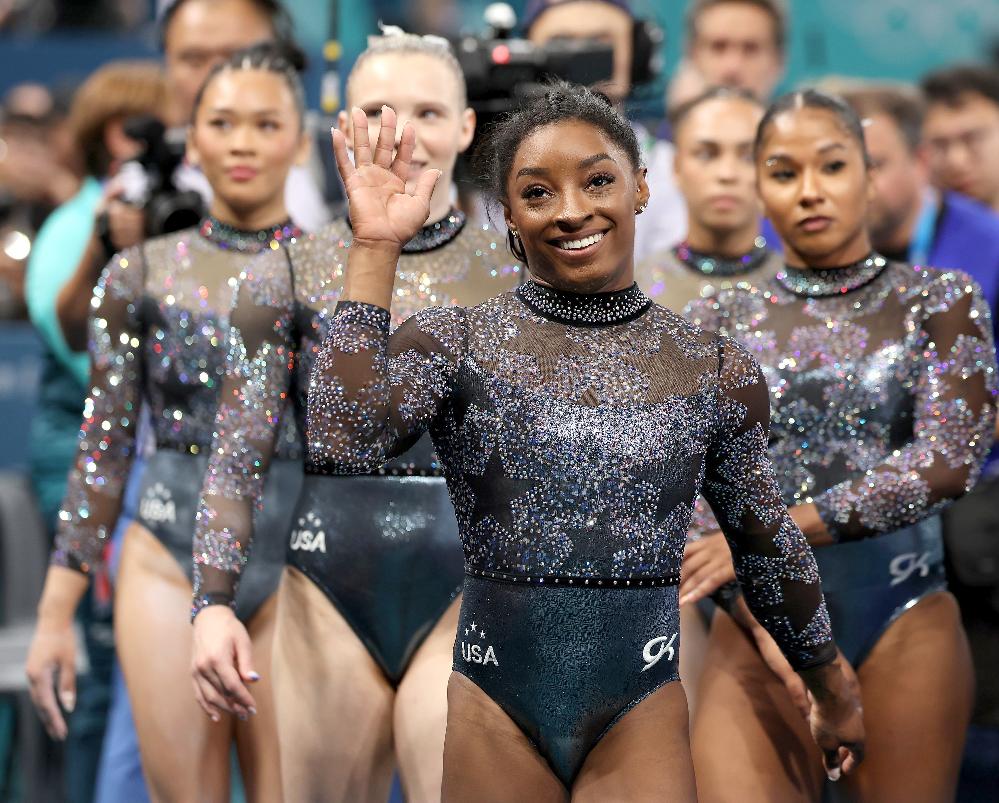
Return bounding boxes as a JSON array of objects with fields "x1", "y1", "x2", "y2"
[{"x1": 689, "y1": 89, "x2": 996, "y2": 803}]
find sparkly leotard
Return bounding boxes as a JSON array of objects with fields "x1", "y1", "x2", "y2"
[
  {"x1": 52, "y1": 219, "x2": 303, "y2": 622},
  {"x1": 688, "y1": 257, "x2": 997, "y2": 665},
  {"x1": 307, "y1": 280, "x2": 837, "y2": 786},
  {"x1": 636, "y1": 239, "x2": 783, "y2": 317},
  {"x1": 192, "y1": 212, "x2": 521, "y2": 681},
  {"x1": 638, "y1": 241, "x2": 784, "y2": 543}
]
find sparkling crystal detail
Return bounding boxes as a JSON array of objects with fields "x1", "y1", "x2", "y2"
[
  {"x1": 516, "y1": 281, "x2": 652, "y2": 327},
  {"x1": 776, "y1": 253, "x2": 888, "y2": 297}
]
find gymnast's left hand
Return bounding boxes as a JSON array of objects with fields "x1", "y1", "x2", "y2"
[
  {"x1": 191, "y1": 605, "x2": 259, "y2": 722},
  {"x1": 679, "y1": 531, "x2": 736, "y2": 606},
  {"x1": 801, "y1": 653, "x2": 865, "y2": 781}
]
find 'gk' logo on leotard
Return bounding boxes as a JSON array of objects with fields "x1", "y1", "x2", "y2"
[
  {"x1": 889, "y1": 551, "x2": 932, "y2": 587},
  {"x1": 642, "y1": 633, "x2": 677, "y2": 672},
  {"x1": 289, "y1": 511, "x2": 326, "y2": 553}
]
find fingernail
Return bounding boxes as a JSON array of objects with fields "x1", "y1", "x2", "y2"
[
  {"x1": 238, "y1": 713, "x2": 248, "y2": 722},
  {"x1": 827, "y1": 767, "x2": 841, "y2": 782},
  {"x1": 61, "y1": 693, "x2": 75, "y2": 713},
  {"x1": 211, "y1": 713, "x2": 220, "y2": 723},
  {"x1": 249, "y1": 706, "x2": 257, "y2": 716},
  {"x1": 248, "y1": 671, "x2": 260, "y2": 682}
]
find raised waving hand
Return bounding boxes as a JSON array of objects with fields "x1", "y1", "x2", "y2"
[{"x1": 332, "y1": 105, "x2": 441, "y2": 249}]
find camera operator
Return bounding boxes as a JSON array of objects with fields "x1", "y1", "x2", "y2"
[
  {"x1": 523, "y1": 0, "x2": 687, "y2": 258},
  {"x1": 159, "y1": 0, "x2": 329, "y2": 231},
  {"x1": 23, "y1": 61, "x2": 165, "y2": 803}
]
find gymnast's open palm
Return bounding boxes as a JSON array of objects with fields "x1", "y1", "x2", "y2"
[{"x1": 332, "y1": 105, "x2": 441, "y2": 248}]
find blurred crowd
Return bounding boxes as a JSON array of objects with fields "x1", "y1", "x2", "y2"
[{"x1": 0, "y1": 0, "x2": 998, "y2": 801}]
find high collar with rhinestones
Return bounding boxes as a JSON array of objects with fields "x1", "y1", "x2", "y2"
[
  {"x1": 198, "y1": 216, "x2": 301, "y2": 253},
  {"x1": 776, "y1": 253, "x2": 888, "y2": 298},
  {"x1": 674, "y1": 237, "x2": 771, "y2": 277},
  {"x1": 403, "y1": 208, "x2": 467, "y2": 253},
  {"x1": 344, "y1": 208, "x2": 467, "y2": 254},
  {"x1": 517, "y1": 280, "x2": 652, "y2": 327}
]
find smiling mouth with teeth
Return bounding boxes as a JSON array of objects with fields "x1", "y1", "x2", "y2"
[{"x1": 556, "y1": 232, "x2": 605, "y2": 251}]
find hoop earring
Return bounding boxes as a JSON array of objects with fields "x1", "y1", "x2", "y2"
[{"x1": 506, "y1": 228, "x2": 527, "y2": 264}]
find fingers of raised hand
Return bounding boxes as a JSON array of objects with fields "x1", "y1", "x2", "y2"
[
  {"x1": 373, "y1": 105, "x2": 397, "y2": 170},
  {"x1": 331, "y1": 127, "x2": 355, "y2": 182},
  {"x1": 350, "y1": 107, "x2": 372, "y2": 166},
  {"x1": 413, "y1": 167, "x2": 441, "y2": 208},
  {"x1": 390, "y1": 121, "x2": 415, "y2": 183}
]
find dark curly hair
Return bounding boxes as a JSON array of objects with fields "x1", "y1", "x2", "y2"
[{"x1": 473, "y1": 81, "x2": 641, "y2": 261}]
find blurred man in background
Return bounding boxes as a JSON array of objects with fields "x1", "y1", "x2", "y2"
[
  {"x1": 522, "y1": 0, "x2": 636, "y2": 106},
  {"x1": 674, "y1": 0, "x2": 786, "y2": 108},
  {"x1": 523, "y1": 0, "x2": 687, "y2": 258},
  {"x1": 159, "y1": 0, "x2": 329, "y2": 230},
  {"x1": 842, "y1": 83, "x2": 999, "y2": 316},
  {"x1": 921, "y1": 65, "x2": 999, "y2": 216}
]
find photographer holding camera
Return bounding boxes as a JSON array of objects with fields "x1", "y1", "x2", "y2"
[
  {"x1": 523, "y1": 0, "x2": 687, "y2": 259},
  {"x1": 53, "y1": 0, "x2": 328, "y2": 353}
]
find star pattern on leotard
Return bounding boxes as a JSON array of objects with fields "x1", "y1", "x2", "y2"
[
  {"x1": 500, "y1": 317, "x2": 593, "y2": 386},
  {"x1": 630, "y1": 454, "x2": 701, "y2": 525},
  {"x1": 464, "y1": 444, "x2": 535, "y2": 534}
]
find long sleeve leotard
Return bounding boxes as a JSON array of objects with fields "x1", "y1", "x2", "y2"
[
  {"x1": 687, "y1": 258, "x2": 997, "y2": 541},
  {"x1": 306, "y1": 281, "x2": 837, "y2": 670},
  {"x1": 192, "y1": 214, "x2": 522, "y2": 609},
  {"x1": 52, "y1": 220, "x2": 301, "y2": 577}
]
